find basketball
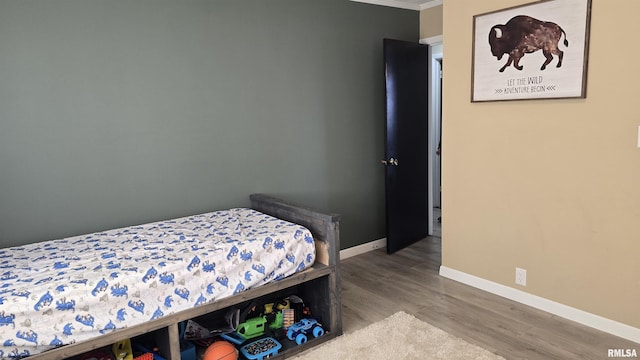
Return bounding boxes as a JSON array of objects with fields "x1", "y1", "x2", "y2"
[{"x1": 203, "y1": 341, "x2": 238, "y2": 360}]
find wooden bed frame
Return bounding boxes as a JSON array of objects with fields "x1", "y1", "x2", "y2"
[{"x1": 25, "y1": 194, "x2": 342, "y2": 359}]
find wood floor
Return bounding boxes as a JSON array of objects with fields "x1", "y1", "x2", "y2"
[{"x1": 340, "y1": 213, "x2": 638, "y2": 360}]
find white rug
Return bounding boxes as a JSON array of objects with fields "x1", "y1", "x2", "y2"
[{"x1": 291, "y1": 312, "x2": 505, "y2": 360}]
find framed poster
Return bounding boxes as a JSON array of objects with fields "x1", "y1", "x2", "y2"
[{"x1": 471, "y1": 0, "x2": 592, "y2": 102}]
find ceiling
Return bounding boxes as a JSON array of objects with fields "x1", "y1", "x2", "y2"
[{"x1": 349, "y1": 0, "x2": 442, "y2": 11}]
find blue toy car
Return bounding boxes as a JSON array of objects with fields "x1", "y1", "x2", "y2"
[{"x1": 286, "y1": 318, "x2": 325, "y2": 345}]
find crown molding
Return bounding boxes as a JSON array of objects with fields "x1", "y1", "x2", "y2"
[
  {"x1": 419, "y1": 34, "x2": 443, "y2": 45},
  {"x1": 350, "y1": 0, "x2": 419, "y2": 10},
  {"x1": 419, "y1": 0, "x2": 442, "y2": 10},
  {"x1": 350, "y1": 0, "x2": 442, "y2": 11}
]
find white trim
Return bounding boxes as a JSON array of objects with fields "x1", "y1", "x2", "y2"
[
  {"x1": 420, "y1": 35, "x2": 443, "y2": 45},
  {"x1": 419, "y1": 0, "x2": 442, "y2": 10},
  {"x1": 349, "y1": 0, "x2": 441, "y2": 11},
  {"x1": 439, "y1": 266, "x2": 640, "y2": 344},
  {"x1": 427, "y1": 45, "x2": 442, "y2": 235},
  {"x1": 340, "y1": 238, "x2": 387, "y2": 260},
  {"x1": 349, "y1": 0, "x2": 419, "y2": 10}
]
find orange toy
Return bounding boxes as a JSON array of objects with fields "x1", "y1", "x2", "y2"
[{"x1": 203, "y1": 341, "x2": 238, "y2": 360}]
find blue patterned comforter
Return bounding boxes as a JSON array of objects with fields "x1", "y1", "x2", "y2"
[{"x1": 0, "y1": 208, "x2": 315, "y2": 358}]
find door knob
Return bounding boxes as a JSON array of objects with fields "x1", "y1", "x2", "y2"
[{"x1": 381, "y1": 158, "x2": 398, "y2": 166}]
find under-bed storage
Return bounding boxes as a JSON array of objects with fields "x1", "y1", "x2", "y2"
[
  {"x1": 186, "y1": 270, "x2": 338, "y2": 358},
  {"x1": 0, "y1": 194, "x2": 341, "y2": 359}
]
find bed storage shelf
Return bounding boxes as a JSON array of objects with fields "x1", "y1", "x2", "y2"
[{"x1": 14, "y1": 194, "x2": 342, "y2": 360}]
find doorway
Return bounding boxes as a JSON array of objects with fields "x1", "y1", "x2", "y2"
[
  {"x1": 422, "y1": 37, "x2": 443, "y2": 236},
  {"x1": 383, "y1": 39, "x2": 430, "y2": 254},
  {"x1": 381, "y1": 36, "x2": 443, "y2": 252}
]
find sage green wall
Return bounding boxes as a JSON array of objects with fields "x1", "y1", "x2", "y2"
[{"x1": 0, "y1": 0, "x2": 418, "y2": 248}]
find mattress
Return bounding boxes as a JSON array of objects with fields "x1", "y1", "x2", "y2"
[{"x1": 0, "y1": 208, "x2": 316, "y2": 358}]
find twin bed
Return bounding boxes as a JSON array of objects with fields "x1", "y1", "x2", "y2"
[{"x1": 0, "y1": 194, "x2": 342, "y2": 359}]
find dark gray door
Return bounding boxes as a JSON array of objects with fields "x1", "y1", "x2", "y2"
[{"x1": 383, "y1": 38, "x2": 429, "y2": 254}]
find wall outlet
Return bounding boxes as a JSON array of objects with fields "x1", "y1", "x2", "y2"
[{"x1": 515, "y1": 267, "x2": 527, "y2": 286}]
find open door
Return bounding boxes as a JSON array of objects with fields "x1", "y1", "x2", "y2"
[{"x1": 383, "y1": 38, "x2": 429, "y2": 254}]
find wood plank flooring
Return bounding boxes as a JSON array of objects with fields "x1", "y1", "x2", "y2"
[{"x1": 340, "y1": 213, "x2": 638, "y2": 360}]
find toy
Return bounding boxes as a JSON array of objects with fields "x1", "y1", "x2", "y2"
[
  {"x1": 237, "y1": 316, "x2": 269, "y2": 340},
  {"x1": 286, "y1": 318, "x2": 324, "y2": 345},
  {"x1": 113, "y1": 339, "x2": 133, "y2": 360},
  {"x1": 203, "y1": 341, "x2": 238, "y2": 360},
  {"x1": 132, "y1": 354, "x2": 153, "y2": 360},
  {"x1": 282, "y1": 308, "x2": 295, "y2": 328},
  {"x1": 132, "y1": 343, "x2": 167, "y2": 360},
  {"x1": 221, "y1": 309, "x2": 284, "y2": 345},
  {"x1": 79, "y1": 350, "x2": 113, "y2": 360},
  {"x1": 264, "y1": 299, "x2": 289, "y2": 314},
  {"x1": 240, "y1": 337, "x2": 282, "y2": 360}
]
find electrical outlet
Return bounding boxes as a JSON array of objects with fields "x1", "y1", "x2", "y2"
[{"x1": 515, "y1": 267, "x2": 527, "y2": 286}]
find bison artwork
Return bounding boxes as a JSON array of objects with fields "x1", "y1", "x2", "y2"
[{"x1": 488, "y1": 15, "x2": 568, "y2": 72}]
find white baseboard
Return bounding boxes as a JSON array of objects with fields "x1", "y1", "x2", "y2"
[
  {"x1": 439, "y1": 266, "x2": 640, "y2": 344},
  {"x1": 340, "y1": 238, "x2": 386, "y2": 260}
]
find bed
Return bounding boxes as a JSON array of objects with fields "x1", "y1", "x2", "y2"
[{"x1": 0, "y1": 194, "x2": 342, "y2": 359}]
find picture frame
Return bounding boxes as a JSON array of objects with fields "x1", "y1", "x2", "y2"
[{"x1": 471, "y1": 0, "x2": 592, "y2": 102}]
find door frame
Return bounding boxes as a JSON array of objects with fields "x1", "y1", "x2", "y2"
[{"x1": 420, "y1": 35, "x2": 443, "y2": 236}]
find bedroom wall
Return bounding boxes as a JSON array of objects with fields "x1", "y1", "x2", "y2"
[
  {"x1": 419, "y1": 4, "x2": 443, "y2": 39},
  {"x1": 442, "y1": 0, "x2": 640, "y2": 329},
  {"x1": 0, "y1": 0, "x2": 418, "y2": 248}
]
